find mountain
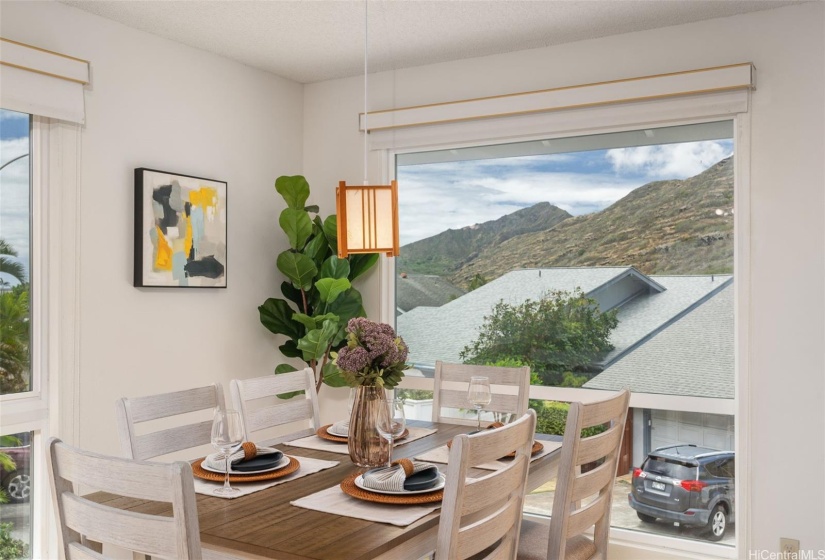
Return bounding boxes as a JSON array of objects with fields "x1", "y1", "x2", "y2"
[
  {"x1": 398, "y1": 201, "x2": 572, "y2": 276},
  {"x1": 449, "y1": 157, "x2": 734, "y2": 288}
]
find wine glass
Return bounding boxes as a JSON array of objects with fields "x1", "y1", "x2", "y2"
[
  {"x1": 211, "y1": 409, "x2": 245, "y2": 496},
  {"x1": 467, "y1": 376, "x2": 492, "y2": 431},
  {"x1": 376, "y1": 398, "x2": 406, "y2": 468}
]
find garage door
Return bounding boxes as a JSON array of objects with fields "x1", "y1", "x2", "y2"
[{"x1": 650, "y1": 410, "x2": 734, "y2": 452}]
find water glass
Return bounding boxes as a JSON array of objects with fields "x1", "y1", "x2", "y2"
[
  {"x1": 376, "y1": 398, "x2": 406, "y2": 468},
  {"x1": 467, "y1": 376, "x2": 492, "y2": 430},
  {"x1": 211, "y1": 409, "x2": 245, "y2": 496}
]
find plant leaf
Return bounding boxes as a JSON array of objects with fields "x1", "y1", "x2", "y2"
[
  {"x1": 275, "y1": 175, "x2": 310, "y2": 210},
  {"x1": 292, "y1": 313, "x2": 317, "y2": 331},
  {"x1": 303, "y1": 231, "x2": 329, "y2": 265},
  {"x1": 274, "y1": 364, "x2": 305, "y2": 399},
  {"x1": 279, "y1": 208, "x2": 313, "y2": 250},
  {"x1": 348, "y1": 253, "x2": 379, "y2": 281},
  {"x1": 304, "y1": 204, "x2": 320, "y2": 214},
  {"x1": 277, "y1": 251, "x2": 317, "y2": 291},
  {"x1": 316, "y1": 277, "x2": 351, "y2": 304},
  {"x1": 280, "y1": 281, "x2": 303, "y2": 309},
  {"x1": 327, "y1": 288, "x2": 364, "y2": 323},
  {"x1": 259, "y1": 298, "x2": 302, "y2": 339},
  {"x1": 297, "y1": 320, "x2": 338, "y2": 362},
  {"x1": 323, "y1": 215, "x2": 338, "y2": 254},
  {"x1": 279, "y1": 340, "x2": 302, "y2": 358},
  {"x1": 320, "y1": 255, "x2": 350, "y2": 279},
  {"x1": 321, "y1": 362, "x2": 348, "y2": 388},
  {"x1": 275, "y1": 364, "x2": 298, "y2": 374}
]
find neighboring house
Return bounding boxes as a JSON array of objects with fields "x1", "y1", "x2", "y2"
[
  {"x1": 585, "y1": 284, "x2": 734, "y2": 466},
  {"x1": 395, "y1": 273, "x2": 466, "y2": 314}
]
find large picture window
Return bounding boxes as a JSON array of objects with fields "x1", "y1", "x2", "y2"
[{"x1": 395, "y1": 121, "x2": 735, "y2": 547}]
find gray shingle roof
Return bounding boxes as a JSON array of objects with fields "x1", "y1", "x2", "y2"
[
  {"x1": 397, "y1": 267, "x2": 732, "y2": 376},
  {"x1": 584, "y1": 284, "x2": 733, "y2": 399},
  {"x1": 396, "y1": 274, "x2": 465, "y2": 313}
]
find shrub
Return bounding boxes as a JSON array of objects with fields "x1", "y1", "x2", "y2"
[
  {"x1": 530, "y1": 399, "x2": 606, "y2": 438},
  {"x1": 0, "y1": 523, "x2": 28, "y2": 560}
]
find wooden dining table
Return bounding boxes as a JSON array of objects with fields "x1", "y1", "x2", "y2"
[{"x1": 93, "y1": 420, "x2": 561, "y2": 560}]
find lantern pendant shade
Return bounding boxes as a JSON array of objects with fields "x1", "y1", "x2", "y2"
[{"x1": 336, "y1": 180, "x2": 400, "y2": 258}]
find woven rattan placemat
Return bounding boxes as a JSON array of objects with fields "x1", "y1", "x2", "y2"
[
  {"x1": 192, "y1": 456, "x2": 300, "y2": 483},
  {"x1": 339, "y1": 472, "x2": 443, "y2": 505},
  {"x1": 317, "y1": 425, "x2": 410, "y2": 443}
]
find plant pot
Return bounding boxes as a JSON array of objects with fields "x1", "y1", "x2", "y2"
[{"x1": 348, "y1": 385, "x2": 390, "y2": 468}]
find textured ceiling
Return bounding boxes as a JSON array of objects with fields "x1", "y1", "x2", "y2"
[{"x1": 60, "y1": 0, "x2": 800, "y2": 84}]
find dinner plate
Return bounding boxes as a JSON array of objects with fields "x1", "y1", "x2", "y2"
[
  {"x1": 201, "y1": 454, "x2": 290, "y2": 475},
  {"x1": 327, "y1": 424, "x2": 349, "y2": 437},
  {"x1": 354, "y1": 472, "x2": 446, "y2": 495}
]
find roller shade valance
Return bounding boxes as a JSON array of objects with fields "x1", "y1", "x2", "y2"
[{"x1": 0, "y1": 37, "x2": 90, "y2": 123}]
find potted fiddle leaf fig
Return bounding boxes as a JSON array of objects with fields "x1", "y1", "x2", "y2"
[{"x1": 258, "y1": 175, "x2": 378, "y2": 392}]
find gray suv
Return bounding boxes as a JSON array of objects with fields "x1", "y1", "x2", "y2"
[{"x1": 628, "y1": 445, "x2": 735, "y2": 541}]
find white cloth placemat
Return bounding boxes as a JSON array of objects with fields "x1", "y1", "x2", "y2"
[
  {"x1": 194, "y1": 455, "x2": 339, "y2": 499},
  {"x1": 290, "y1": 484, "x2": 440, "y2": 527},
  {"x1": 285, "y1": 426, "x2": 437, "y2": 455},
  {"x1": 414, "y1": 440, "x2": 561, "y2": 470}
]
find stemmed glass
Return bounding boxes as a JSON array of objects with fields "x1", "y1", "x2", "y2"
[
  {"x1": 376, "y1": 398, "x2": 406, "y2": 468},
  {"x1": 467, "y1": 376, "x2": 492, "y2": 431},
  {"x1": 210, "y1": 409, "x2": 245, "y2": 496}
]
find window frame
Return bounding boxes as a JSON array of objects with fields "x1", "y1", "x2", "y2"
[{"x1": 379, "y1": 111, "x2": 750, "y2": 559}]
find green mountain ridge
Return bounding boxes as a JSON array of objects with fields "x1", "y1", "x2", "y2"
[
  {"x1": 398, "y1": 201, "x2": 572, "y2": 276},
  {"x1": 449, "y1": 157, "x2": 734, "y2": 288}
]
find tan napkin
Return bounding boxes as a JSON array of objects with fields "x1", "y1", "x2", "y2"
[
  {"x1": 203, "y1": 442, "x2": 282, "y2": 472},
  {"x1": 361, "y1": 458, "x2": 438, "y2": 493}
]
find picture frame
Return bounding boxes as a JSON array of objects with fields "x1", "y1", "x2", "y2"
[{"x1": 134, "y1": 168, "x2": 227, "y2": 288}]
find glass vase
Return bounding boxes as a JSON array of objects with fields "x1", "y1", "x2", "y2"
[{"x1": 348, "y1": 385, "x2": 390, "y2": 468}]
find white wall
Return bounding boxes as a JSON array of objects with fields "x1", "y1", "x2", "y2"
[
  {"x1": 304, "y1": 2, "x2": 825, "y2": 555},
  {"x1": 1, "y1": 1, "x2": 304, "y2": 458}
]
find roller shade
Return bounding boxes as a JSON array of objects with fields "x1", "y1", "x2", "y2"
[{"x1": 0, "y1": 37, "x2": 90, "y2": 123}]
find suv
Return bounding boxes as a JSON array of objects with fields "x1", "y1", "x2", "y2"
[
  {"x1": 1, "y1": 433, "x2": 31, "y2": 503},
  {"x1": 628, "y1": 445, "x2": 734, "y2": 541}
]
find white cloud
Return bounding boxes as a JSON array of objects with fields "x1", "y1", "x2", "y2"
[
  {"x1": 606, "y1": 141, "x2": 732, "y2": 179},
  {"x1": 0, "y1": 138, "x2": 31, "y2": 281},
  {"x1": 0, "y1": 110, "x2": 28, "y2": 122}
]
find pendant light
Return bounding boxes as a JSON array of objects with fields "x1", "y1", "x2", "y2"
[{"x1": 336, "y1": 0, "x2": 400, "y2": 259}]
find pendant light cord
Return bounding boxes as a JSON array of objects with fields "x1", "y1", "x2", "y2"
[{"x1": 363, "y1": 0, "x2": 369, "y2": 185}]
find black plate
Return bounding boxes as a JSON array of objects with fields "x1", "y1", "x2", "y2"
[
  {"x1": 232, "y1": 452, "x2": 284, "y2": 472},
  {"x1": 403, "y1": 466, "x2": 440, "y2": 491}
]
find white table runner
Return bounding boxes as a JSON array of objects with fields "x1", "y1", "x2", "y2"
[
  {"x1": 194, "y1": 455, "x2": 339, "y2": 499},
  {"x1": 291, "y1": 484, "x2": 440, "y2": 527},
  {"x1": 414, "y1": 440, "x2": 561, "y2": 470},
  {"x1": 285, "y1": 426, "x2": 437, "y2": 455}
]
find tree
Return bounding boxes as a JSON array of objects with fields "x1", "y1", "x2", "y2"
[
  {"x1": 460, "y1": 288, "x2": 618, "y2": 386},
  {"x1": 258, "y1": 176, "x2": 378, "y2": 393},
  {"x1": 0, "y1": 285, "x2": 29, "y2": 395},
  {"x1": 0, "y1": 240, "x2": 26, "y2": 287}
]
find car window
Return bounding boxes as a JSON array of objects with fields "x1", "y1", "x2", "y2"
[
  {"x1": 703, "y1": 457, "x2": 735, "y2": 478},
  {"x1": 643, "y1": 458, "x2": 696, "y2": 480}
]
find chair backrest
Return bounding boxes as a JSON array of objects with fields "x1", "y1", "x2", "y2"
[
  {"x1": 432, "y1": 361, "x2": 531, "y2": 426},
  {"x1": 436, "y1": 409, "x2": 537, "y2": 560},
  {"x1": 548, "y1": 389, "x2": 630, "y2": 559},
  {"x1": 115, "y1": 383, "x2": 225, "y2": 461},
  {"x1": 46, "y1": 437, "x2": 202, "y2": 559},
  {"x1": 229, "y1": 368, "x2": 320, "y2": 445}
]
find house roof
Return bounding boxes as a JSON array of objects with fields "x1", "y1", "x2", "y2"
[
  {"x1": 396, "y1": 274, "x2": 466, "y2": 314},
  {"x1": 397, "y1": 267, "x2": 731, "y2": 373},
  {"x1": 584, "y1": 284, "x2": 733, "y2": 399}
]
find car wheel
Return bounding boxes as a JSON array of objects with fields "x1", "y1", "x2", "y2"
[
  {"x1": 637, "y1": 512, "x2": 657, "y2": 523},
  {"x1": 3, "y1": 471, "x2": 31, "y2": 503},
  {"x1": 706, "y1": 504, "x2": 727, "y2": 541}
]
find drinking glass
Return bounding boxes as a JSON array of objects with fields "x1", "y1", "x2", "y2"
[
  {"x1": 467, "y1": 376, "x2": 492, "y2": 431},
  {"x1": 211, "y1": 409, "x2": 245, "y2": 496},
  {"x1": 376, "y1": 398, "x2": 406, "y2": 468}
]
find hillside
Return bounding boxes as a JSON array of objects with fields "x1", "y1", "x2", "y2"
[
  {"x1": 398, "y1": 201, "x2": 571, "y2": 276},
  {"x1": 449, "y1": 157, "x2": 734, "y2": 288}
]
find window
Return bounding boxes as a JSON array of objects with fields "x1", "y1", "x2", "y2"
[
  {"x1": 394, "y1": 121, "x2": 736, "y2": 549},
  {"x1": 0, "y1": 108, "x2": 34, "y2": 557}
]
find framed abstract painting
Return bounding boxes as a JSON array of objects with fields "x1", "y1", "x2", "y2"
[{"x1": 134, "y1": 168, "x2": 227, "y2": 288}]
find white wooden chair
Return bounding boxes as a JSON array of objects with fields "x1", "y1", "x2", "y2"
[
  {"x1": 47, "y1": 437, "x2": 207, "y2": 559},
  {"x1": 435, "y1": 409, "x2": 537, "y2": 559},
  {"x1": 229, "y1": 367, "x2": 320, "y2": 445},
  {"x1": 432, "y1": 361, "x2": 531, "y2": 426},
  {"x1": 115, "y1": 383, "x2": 225, "y2": 461},
  {"x1": 517, "y1": 389, "x2": 630, "y2": 560}
]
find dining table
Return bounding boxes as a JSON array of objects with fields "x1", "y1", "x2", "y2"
[{"x1": 91, "y1": 420, "x2": 562, "y2": 560}]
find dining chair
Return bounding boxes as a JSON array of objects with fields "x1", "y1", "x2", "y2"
[
  {"x1": 46, "y1": 437, "x2": 237, "y2": 560},
  {"x1": 435, "y1": 408, "x2": 537, "y2": 559},
  {"x1": 115, "y1": 383, "x2": 225, "y2": 461},
  {"x1": 517, "y1": 389, "x2": 631, "y2": 560},
  {"x1": 432, "y1": 361, "x2": 531, "y2": 426},
  {"x1": 229, "y1": 367, "x2": 320, "y2": 445}
]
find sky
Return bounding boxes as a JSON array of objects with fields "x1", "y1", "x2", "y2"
[
  {"x1": 396, "y1": 139, "x2": 733, "y2": 246},
  {"x1": 0, "y1": 109, "x2": 31, "y2": 286}
]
